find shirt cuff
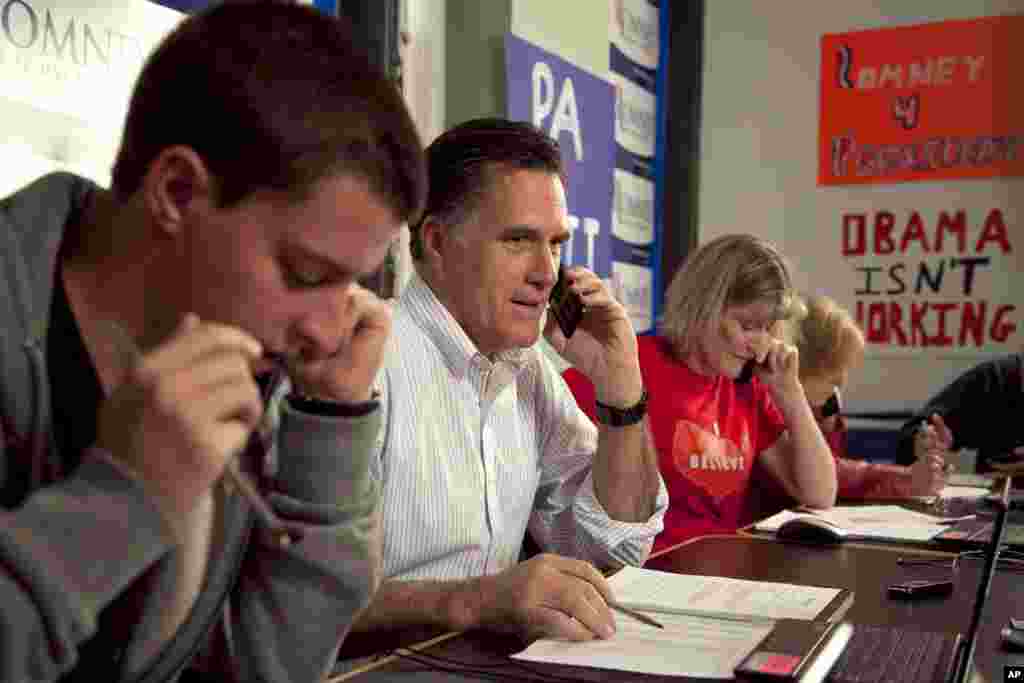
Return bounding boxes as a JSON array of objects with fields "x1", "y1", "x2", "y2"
[{"x1": 572, "y1": 473, "x2": 669, "y2": 567}]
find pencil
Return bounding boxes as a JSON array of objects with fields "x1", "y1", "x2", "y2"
[
  {"x1": 609, "y1": 601, "x2": 665, "y2": 629},
  {"x1": 105, "y1": 321, "x2": 293, "y2": 547}
]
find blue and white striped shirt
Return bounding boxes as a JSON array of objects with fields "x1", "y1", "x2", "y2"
[{"x1": 367, "y1": 274, "x2": 667, "y2": 581}]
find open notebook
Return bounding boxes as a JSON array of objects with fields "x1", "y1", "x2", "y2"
[
  {"x1": 753, "y1": 505, "x2": 958, "y2": 543},
  {"x1": 512, "y1": 569, "x2": 852, "y2": 679},
  {"x1": 604, "y1": 567, "x2": 852, "y2": 623}
]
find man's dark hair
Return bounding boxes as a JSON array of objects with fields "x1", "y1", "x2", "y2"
[
  {"x1": 410, "y1": 117, "x2": 563, "y2": 259},
  {"x1": 111, "y1": 1, "x2": 425, "y2": 223}
]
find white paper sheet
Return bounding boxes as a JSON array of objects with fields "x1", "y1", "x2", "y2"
[
  {"x1": 754, "y1": 506, "x2": 949, "y2": 541},
  {"x1": 946, "y1": 473, "x2": 994, "y2": 489},
  {"x1": 937, "y1": 484, "x2": 992, "y2": 499},
  {"x1": 513, "y1": 612, "x2": 774, "y2": 678}
]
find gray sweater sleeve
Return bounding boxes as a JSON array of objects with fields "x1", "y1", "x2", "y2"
[
  {"x1": 213, "y1": 400, "x2": 384, "y2": 683},
  {"x1": 0, "y1": 452, "x2": 175, "y2": 682}
]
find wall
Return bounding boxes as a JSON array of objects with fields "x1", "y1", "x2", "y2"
[
  {"x1": 443, "y1": 0, "x2": 511, "y2": 126},
  {"x1": 698, "y1": 1, "x2": 1023, "y2": 415},
  {"x1": 390, "y1": 0, "x2": 444, "y2": 292},
  {"x1": 510, "y1": 0, "x2": 609, "y2": 79},
  {"x1": 443, "y1": 0, "x2": 611, "y2": 127}
]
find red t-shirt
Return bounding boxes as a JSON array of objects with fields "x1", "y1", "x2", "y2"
[{"x1": 563, "y1": 335, "x2": 787, "y2": 552}]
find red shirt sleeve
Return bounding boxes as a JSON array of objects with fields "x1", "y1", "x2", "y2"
[
  {"x1": 562, "y1": 367, "x2": 599, "y2": 423},
  {"x1": 825, "y1": 416, "x2": 918, "y2": 499}
]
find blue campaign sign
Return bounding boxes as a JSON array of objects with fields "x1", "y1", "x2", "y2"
[{"x1": 504, "y1": 33, "x2": 615, "y2": 278}]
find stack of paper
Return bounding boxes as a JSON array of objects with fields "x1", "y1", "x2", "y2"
[{"x1": 512, "y1": 567, "x2": 845, "y2": 678}]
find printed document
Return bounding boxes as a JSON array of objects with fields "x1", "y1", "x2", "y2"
[
  {"x1": 608, "y1": 566, "x2": 841, "y2": 621},
  {"x1": 513, "y1": 611, "x2": 773, "y2": 678},
  {"x1": 513, "y1": 568, "x2": 844, "y2": 678}
]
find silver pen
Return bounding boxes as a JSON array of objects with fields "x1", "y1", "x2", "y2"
[
  {"x1": 105, "y1": 321, "x2": 294, "y2": 547},
  {"x1": 608, "y1": 601, "x2": 665, "y2": 629}
]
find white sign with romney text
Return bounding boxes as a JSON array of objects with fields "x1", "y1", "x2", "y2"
[{"x1": 0, "y1": 0, "x2": 183, "y2": 194}]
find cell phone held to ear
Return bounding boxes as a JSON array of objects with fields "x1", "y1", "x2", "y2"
[
  {"x1": 737, "y1": 358, "x2": 770, "y2": 385},
  {"x1": 549, "y1": 265, "x2": 584, "y2": 339},
  {"x1": 820, "y1": 392, "x2": 841, "y2": 419}
]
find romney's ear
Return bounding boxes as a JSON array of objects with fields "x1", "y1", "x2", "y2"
[{"x1": 418, "y1": 215, "x2": 451, "y2": 266}]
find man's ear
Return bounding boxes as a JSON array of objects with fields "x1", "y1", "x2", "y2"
[
  {"x1": 141, "y1": 146, "x2": 215, "y2": 237},
  {"x1": 418, "y1": 216, "x2": 449, "y2": 267}
]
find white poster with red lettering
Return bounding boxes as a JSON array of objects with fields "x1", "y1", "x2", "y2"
[
  {"x1": 841, "y1": 207, "x2": 1016, "y2": 352},
  {"x1": 812, "y1": 15, "x2": 1022, "y2": 416}
]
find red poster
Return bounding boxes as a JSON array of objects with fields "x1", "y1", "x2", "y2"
[{"x1": 819, "y1": 14, "x2": 1024, "y2": 186}]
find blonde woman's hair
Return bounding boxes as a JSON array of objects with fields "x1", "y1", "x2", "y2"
[
  {"x1": 660, "y1": 234, "x2": 797, "y2": 356},
  {"x1": 785, "y1": 293, "x2": 865, "y2": 378}
]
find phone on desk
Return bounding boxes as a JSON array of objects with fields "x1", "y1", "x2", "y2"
[
  {"x1": 735, "y1": 620, "x2": 852, "y2": 681},
  {"x1": 549, "y1": 265, "x2": 584, "y2": 339},
  {"x1": 887, "y1": 579, "x2": 954, "y2": 600}
]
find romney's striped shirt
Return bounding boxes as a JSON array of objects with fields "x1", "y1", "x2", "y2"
[{"x1": 367, "y1": 274, "x2": 667, "y2": 581}]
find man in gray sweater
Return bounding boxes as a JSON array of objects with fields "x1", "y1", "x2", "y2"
[{"x1": 0, "y1": 3, "x2": 424, "y2": 682}]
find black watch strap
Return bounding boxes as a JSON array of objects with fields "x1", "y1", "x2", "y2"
[
  {"x1": 288, "y1": 392, "x2": 380, "y2": 418},
  {"x1": 594, "y1": 389, "x2": 648, "y2": 427}
]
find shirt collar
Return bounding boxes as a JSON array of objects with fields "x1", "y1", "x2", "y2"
[{"x1": 400, "y1": 272, "x2": 533, "y2": 380}]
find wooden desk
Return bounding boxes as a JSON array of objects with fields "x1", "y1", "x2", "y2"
[{"x1": 336, "y1": 535, "x2": 1024, "y2": 682}]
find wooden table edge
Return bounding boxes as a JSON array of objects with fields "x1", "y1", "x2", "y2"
[
  {"x1": 327, "y1": 630, "x2": 464, "y2": 681},
  {"x1": 647, "y1": 533, "x2": 740, "y2": 559}
]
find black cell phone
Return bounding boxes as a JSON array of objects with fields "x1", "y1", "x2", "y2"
[
  {"x1": 887, "y1": 579, "x2": 954, "y2": 599},
  {"x1": 737, "y1": 358, "x2": 769, "y2": 385},
  {"x1": 820, "y1": 392, "x2": 840, "y2": 419},
  {"x1": 549, "y1": 265, "x2": 584, "y2": 339}
]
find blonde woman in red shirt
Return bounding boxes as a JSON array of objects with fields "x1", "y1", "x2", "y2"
[{"x1": 565, "y1": 234, "x2": 837, "y2": 551}]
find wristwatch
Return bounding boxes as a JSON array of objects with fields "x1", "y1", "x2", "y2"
[
  {"x1": 288, "y1": 390, "x2": 380, "y2": 418},
  {"x1": 594, "y1": 389, "x2": 648, "y2": 427}
]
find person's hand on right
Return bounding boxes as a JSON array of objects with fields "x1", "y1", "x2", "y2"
[
  {"x1": 908, "y1": 450, "x2": 947, "y2": 496},
  {"x1": 96, "y1": 313, "x2": 264, "y2": 537},
  {"x1": 913, "y1": 413, "x2": 954, "y2": 464},
  {"x1": 474, "y1": 554, "x2": 617, "y2": 642}
]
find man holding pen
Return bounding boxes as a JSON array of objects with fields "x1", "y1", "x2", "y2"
[{"x1": 346, "y1": 118, "x2": 668, "y2": 644}]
